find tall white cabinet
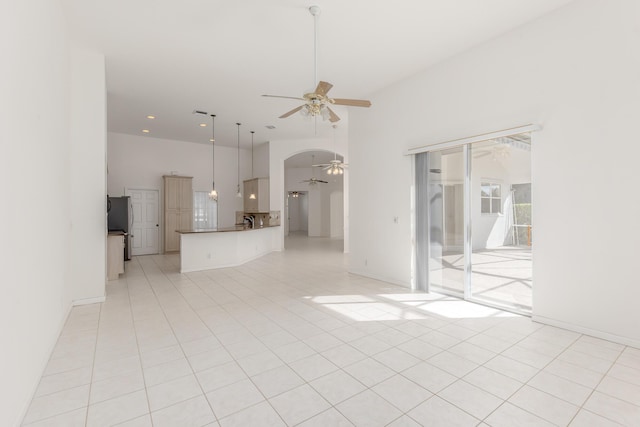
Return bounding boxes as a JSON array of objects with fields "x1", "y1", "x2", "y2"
[{"x1": 164, "y1": 175, "x2": 193, "y2": 252}]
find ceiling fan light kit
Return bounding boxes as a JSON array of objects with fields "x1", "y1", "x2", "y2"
[
  {"x1": 313, "y1": 124, "x2": 348, "y2": 175},
  {"x1": 262, "y1": 5, "x2": 371, "y2": 123}
]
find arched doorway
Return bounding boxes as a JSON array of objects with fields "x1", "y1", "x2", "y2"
[{"x1": 283, "y1": 150, "x2": 345, "y2": 251}]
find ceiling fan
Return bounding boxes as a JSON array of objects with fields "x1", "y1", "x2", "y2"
[
  {"x1": 313, "y1": 125, "x2": 347, "y2": 174},
  {"x1": 262, "y1": 5, "x2": 371, "y2": 123},
  {"x1": 302, "y1": 154, "x2": 328, "y2": 186}
]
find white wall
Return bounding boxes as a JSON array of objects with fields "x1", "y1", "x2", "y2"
[
  {"x1": 0, "y1": 1, "x2": 107, "y2": 424},
  {"x1": 350, "y1": 0, "x2": 640, "y2": 345},
  {"x1": 69, "y1": 46, "x2": 107, "y2": 302},
  {"x1": 330, "y1": 191, "x2": 344, "y2": 239},
  {"x1": 253, "y1": 142, "x2": 270, "y2": 179},
  {"x1": 108, "y1": 132, "x2": 252, "y2": 232}
]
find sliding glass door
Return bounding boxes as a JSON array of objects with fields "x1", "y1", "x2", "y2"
[
  {"x1": 416, "y1": 133, "x2": 532, "y2": 313},
  {"x1": 425, "y1": 147, "x2": 465, "y2": 296},
  {"x1": 469, "y1": 137, "x2": 532, "y2": 311}
]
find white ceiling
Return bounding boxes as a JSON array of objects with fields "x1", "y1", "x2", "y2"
[{"x1": 61, "y1": 0, "x2": 574, "y2": 149}]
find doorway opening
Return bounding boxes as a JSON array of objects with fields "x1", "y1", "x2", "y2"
[
  {"x1": 126, "y1": 188, "x2": 160, "y2": 256},
  {"x1": 283, "y1": 150, "x2": 345, "y2": 252}
]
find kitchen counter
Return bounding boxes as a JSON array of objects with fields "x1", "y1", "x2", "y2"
[{"x1": 178, "y1": 225, "x2": 280, "y2": 273}]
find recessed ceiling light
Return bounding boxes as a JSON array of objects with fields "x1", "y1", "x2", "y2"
[
  {"x1": 199, "y1": 123, "x2": 207, "y2": 127},
  {"x1": 210, "y1": 138, "x2": 214, "y2": 142},
  {"x1": 146, "y1": 115, "x2": 155, "y2": 119},
  {"x1": 142, "y1": 129, "x2": 150, "y2": 133}
]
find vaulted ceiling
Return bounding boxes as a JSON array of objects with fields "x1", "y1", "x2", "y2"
[{"x1": 61, "y1": 0, "x2": 574, "y2": 148}]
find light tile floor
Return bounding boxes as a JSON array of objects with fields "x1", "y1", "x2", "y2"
[{"x1": 22, "y1": 235, "x2": 640, "y2": 426}]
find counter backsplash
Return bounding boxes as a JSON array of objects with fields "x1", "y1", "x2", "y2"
[{"x1": 235, "y1": 210, "x2": 281, "y2": 227}]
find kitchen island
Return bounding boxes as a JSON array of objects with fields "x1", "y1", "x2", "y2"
[{"x1": 177, "y1": 225, "x2": 280, "y2": 273}]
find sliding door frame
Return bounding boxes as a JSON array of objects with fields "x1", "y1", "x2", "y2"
[{"x1": 412, "y1": 125, "x2": 538, "y2": 315}]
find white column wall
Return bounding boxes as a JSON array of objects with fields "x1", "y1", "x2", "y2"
[
  {"x1": 0, "y1": 1, "x2": 108, "y2": 424},
  {"x1": 69, "y1": 46, "x2": 107, "y2": 303},
  {"x1": 108, "y1": 132, "x2": 252, "y2": 231},
  {"x1": 349, "y1": 0, "x2": 640, "y2": 345}
]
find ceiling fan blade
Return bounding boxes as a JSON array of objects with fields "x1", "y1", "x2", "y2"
[
  {"x1": 331, "y1": 98, "x2": 372, "y2": 107},
  {"x1": 262, "y1": 94, "x2": 305, "y2": 101},
  {"x1": 279, "y1": 105, "x2": 305, "y2": 119},
  {"x1": 312, "y1": 163, "x2": 330, "y2": 167},
  {"x1": 317, "y1": 180, "x2": 329, "y2": 183},
  {"x1": 315, "y1": 81, "x2": 333, "y2": 96},
  {"x1": 327, "y1": 107, "x2": 340, "y2": 123}
]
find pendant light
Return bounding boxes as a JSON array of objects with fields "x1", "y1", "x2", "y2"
[
  {"x1": 236, "y1": 122, "x2": 242, "y2": 198},
  {"x1": 208, "y1": 114, "x2": 218, "y2": 201},
  {"x1": 249, "y1": 131, "x2": 256, "y2": 200}
]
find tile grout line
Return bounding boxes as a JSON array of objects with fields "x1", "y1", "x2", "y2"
[
  {"x1": 82, "y1": 301, "x2": 103, "y2": 426},
  {"x1": 565, "y1": 343, "x2": 628, "y2": 426},
  {"x1": 148, "y1": 254, "x2": 290, "y2": 425},
  {"x1": 124, "y1": 256, "x2": 156, "y2": 426},
  {"x1": 137, "y1": 254, "x2": 220, "y2": 424}
]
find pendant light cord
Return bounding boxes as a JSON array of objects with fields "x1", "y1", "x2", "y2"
[
  {"x1": 211, "y1": 114, "x2": 216, "y2": 190},
  {"x1": 250, "y1": 131, "x2": 255, "y2": 178},
  {"x1": 236, "y1": 123, "x2": 241, "y2": 191}
]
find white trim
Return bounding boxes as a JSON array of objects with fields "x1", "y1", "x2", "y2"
[
  {"x1": 405, "y1": 124, "x2": 541, "y2": 156},
  {"x1": 533, "y1": 315, "x2": 640, "y2": 348},
  {"x1": 73, "y1": 295, "x2": 106, "y2": 306}
]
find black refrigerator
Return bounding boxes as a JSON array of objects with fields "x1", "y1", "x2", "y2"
[{"x1": 107, "y1": 196, "x2": 132, "y2": 260}]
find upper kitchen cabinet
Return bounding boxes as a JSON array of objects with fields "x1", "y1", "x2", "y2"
[
  {"x1": 164, "y1": 175, "x2": 193, "y2": 252},
  {"x1": 243, "y1": 178, "x2": 269, "y2": 213}
]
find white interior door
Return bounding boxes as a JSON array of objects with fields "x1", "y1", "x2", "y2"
[{"x1": 127, "y1": 189, "x2": 159, "y2": 256}]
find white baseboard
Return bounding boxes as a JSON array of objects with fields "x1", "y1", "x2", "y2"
[
  {"x1": 348, "y1": 269, "x2": 411, "y2": 289},
  {"x1": 17, "y1": 301, "x2": 74, "y2": 426},
  {"x1": 532, "y1": 315, "x2": 640, "y2": 349},
  {"x1": 72, "y1": 295, "x2": 106, "y2": 306}
]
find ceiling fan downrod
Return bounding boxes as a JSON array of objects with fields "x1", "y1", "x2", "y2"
[{"x1": 309, "y1": 5, "x2": 321, "y2": 89}]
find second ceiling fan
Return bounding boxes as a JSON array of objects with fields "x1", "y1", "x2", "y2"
[{"x1": 262, "y1": 5, "x2": 371, "y2": 123}]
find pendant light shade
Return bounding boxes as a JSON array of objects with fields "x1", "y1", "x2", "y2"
[
  {"x1": 249, "y1": 131, "x2": 256, "y2": 200},
  {"x1": 209, "y1": 114, "x2": 218, "y2": 201},
  {"x1": 236, "y1": 122, "x2": 242, "y2": 198}
]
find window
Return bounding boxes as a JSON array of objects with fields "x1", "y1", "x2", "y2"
[
  {"x1": 193, "y1": 191, "x2": 217, "y2": 229},
  {"x1": 481, "y1": 182, "x2": 501, "y2": 214}
]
